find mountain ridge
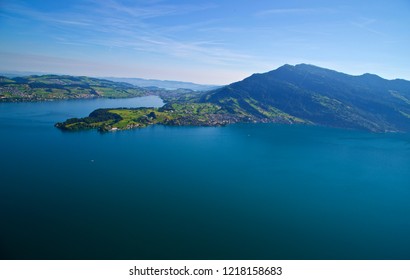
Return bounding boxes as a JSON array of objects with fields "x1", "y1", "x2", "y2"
[
  {"x1": 0, "y1": 72, "x2": 220, "y2": 94},
  {"x1": 201, "y1": 64, "x2": 410, "y2": 132}
]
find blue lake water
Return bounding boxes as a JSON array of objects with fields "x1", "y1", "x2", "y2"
[{"x1": 1, "y1": 96, "x2": 410, "y2": 259}]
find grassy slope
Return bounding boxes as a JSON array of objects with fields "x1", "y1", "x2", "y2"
[{"x1": 56, "y1": 103, "x2": 229, "y2": 132}]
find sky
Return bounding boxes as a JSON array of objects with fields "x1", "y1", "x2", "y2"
[{"x1": 0, "y1": 0, "x2": 409, "y2": 84}]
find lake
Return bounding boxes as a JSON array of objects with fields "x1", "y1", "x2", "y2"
[{"x1": 1, "y1": 96, "x2": 410, "y2": 259}]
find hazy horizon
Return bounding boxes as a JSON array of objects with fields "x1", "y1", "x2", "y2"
[{"x1": 1, "y1": 0, "x2": 409, "y2": 84}]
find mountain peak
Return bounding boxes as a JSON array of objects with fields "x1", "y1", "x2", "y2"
[
  {"x1": 294, "y1": 63, "x2": 317, "y2": 68},
  {"x1": 274, "y1": 63, "x2": 338, "y2": 77},
  {"x1": 360, "y1": 73, "x2": 383, "y2": 80}
]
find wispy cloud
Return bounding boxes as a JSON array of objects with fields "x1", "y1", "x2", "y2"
[
  {"x1": 0, "y1": 3, "x2": 94, "y2": 26},
  {"x1": 92, "y1": 0, "x2": 216, "y2": 19},
  {"x1": 255, "y1": 7, "x2": 334, "y2": 17},
  {"x1": 350, "y1": 18, "x2": 385, "y2": 36},
  {"x1": 1, "y1": 0, "x2": 259, "y2": 68}
]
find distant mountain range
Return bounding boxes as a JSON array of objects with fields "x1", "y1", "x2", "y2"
[
  {"x1": 103, "y1": 77, "x2": 221, "y2": 91},
  {"x1": 201, "y1": 64, "x2": 410, "y2": 132},
  {"x1": 0, "y1": 72, "x2": 220, "y2": 91}
]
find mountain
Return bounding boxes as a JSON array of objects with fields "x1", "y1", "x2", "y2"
[
  {"x1": 0, "y1": 74, "x2": 150, "y2": 101},
  {"x1": 201, "y1": 64, "x2": 410, "y2": 132},
  {"x1": 103, "y1": 77, "x2": 221, "y2": 91}
]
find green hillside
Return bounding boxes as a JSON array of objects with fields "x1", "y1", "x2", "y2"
[{"x1": 0, "y1": 75, "x2": 148, "y2": 101}]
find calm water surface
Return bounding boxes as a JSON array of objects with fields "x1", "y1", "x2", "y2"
[{"x1": 1, "y1": 96, "x2": 410, "y2": 259}]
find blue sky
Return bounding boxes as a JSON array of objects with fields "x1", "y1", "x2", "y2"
[{"x1": 0, "y1": 0, "x2": 409, "y2": 84}]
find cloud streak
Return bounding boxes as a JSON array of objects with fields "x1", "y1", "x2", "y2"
[
  {"x1": 350, "y1": 18, "x2": 385, "y2": 36},
  {"x1": 92, "y1": 0, "x2": 216, "y2": 19},
  {"x1": 1, "y1": 0, "x2": 259, "y2": 68},
  {"x1": 255, "y1": 7, "x2": 334, "y2": 17}
]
